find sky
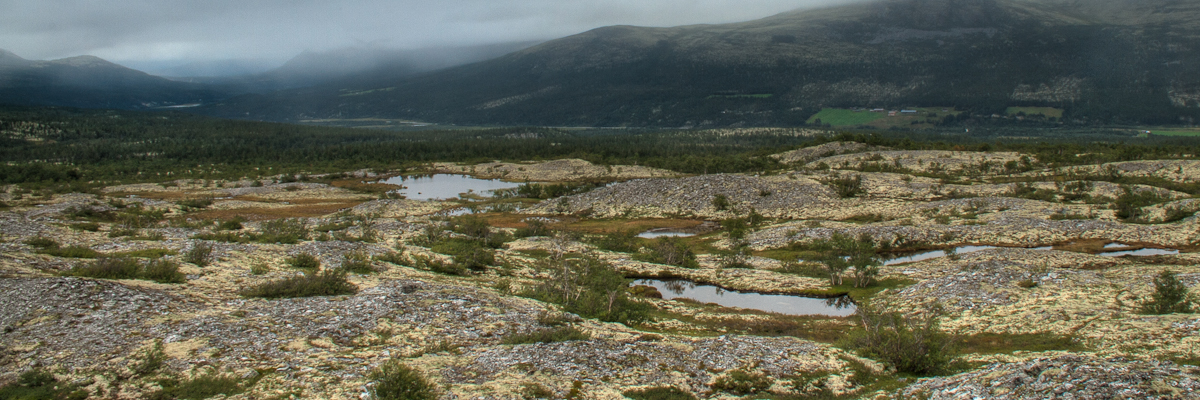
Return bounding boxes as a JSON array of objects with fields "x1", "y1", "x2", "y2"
[{"x1": 0, "y1": 0, "x2": 857, "y2": 72}]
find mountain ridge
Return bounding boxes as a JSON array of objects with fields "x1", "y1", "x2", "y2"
[{"x1": 197, "y1": 0, "x2": 1200, "y2": 127}]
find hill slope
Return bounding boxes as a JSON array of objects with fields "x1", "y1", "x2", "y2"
[
  {"x1": 0, "y1": 51, "x2": 224, "y2": 109},
  {"x1": 202, "y1": 0, "x2": 1200, "y2": 126}
]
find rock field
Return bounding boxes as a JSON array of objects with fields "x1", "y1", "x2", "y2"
[{"x1": 3, "y1": 150, "x2": 1200, "y2": 399}]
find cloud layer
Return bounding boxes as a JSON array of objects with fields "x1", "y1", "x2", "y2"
[{"x1": 1, "y1": 0, "x2": 858, "y2": 68}]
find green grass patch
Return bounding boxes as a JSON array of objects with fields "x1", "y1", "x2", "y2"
[
  {"x1": 0, "y1": 369, "x2": 88, "y2": 400},
  {"x1": 1005, "y1": 107, "x2": 1063, "y2": 118},
  {"x1": 111, "y1": 248, "x2": 177, "y2": 258},
  {"x1": 149, "y1": 373, "x2": 256, "y2": 400},
  {"x1": 501, "y1": 326, "x2": 590, "y2": 345},
  {"x1": 1149, "y1": 129, "x2": 1200, "y2": 137},
  {"x1": 958, "y1": 332, "x2": 1085, "y2": 355},
  {"x1": 67, "y1": 257, "x2": 186, "y2": 284},
  {"x1": 806, "y1": 108, "x2": 886, "y2": 126}
]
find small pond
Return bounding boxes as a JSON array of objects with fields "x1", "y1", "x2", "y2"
[
  {"x1": 1097, "y1": 247, "x2": 1180, "y2": 257},
  {"x1": 632, "y1": 279, "x2": 856, "y2": 317},
  {"x1": 377, "y1": 174, "x2": 519, "y2": 201},
  {"x1": 883, "y1": 245, "x2": 1003, "y2": 266},
  {"x1": 637, "y1": 229, "x2": 697, "y2": 239}
]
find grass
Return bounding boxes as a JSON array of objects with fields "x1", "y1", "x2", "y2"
[
  {"x1": 957, "y1": 332, "x2": 1085, "y2": 354},
  {"x1": 37, "y1": 245, "x2": 101, "y2": 258},
  {"x1": 112, "y1": 248, "x2": 177, "y2": 258},
  {"x1": 1149, "y1": 129, "x2": 1200, "y2": 137},
  {"x1": 501, "y1": 326, "x2": 590, "y2": 345},
  {"x1": 149, "y1": 373, "x2": 251, "y2": 400},
  {"x1": 806, "y1": 108, "x2": 886, "y2": 126},
  {"x1": 239, "y1": 269, "x2": 358, "y2": 298}
]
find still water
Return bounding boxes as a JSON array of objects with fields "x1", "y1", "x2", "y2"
[
  {"x1": 377, "y1": 174, "x2": 519, "y2": 201},
  {"x1": 632, "y1": 279, "x2": 856, "y2": 317},
  {"x1": 637, "y1": 229, "x2": 697, "y2": 239}
]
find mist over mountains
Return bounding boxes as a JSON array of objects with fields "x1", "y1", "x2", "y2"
[{"x1": 2, "y1": 0, "x2": 1199, "y2": 126}]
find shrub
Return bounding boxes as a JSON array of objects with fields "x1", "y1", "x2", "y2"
[
  {"x1": 525, "y1": 256, "x2": 648, "y2": 324},
  {"x1": 514, "y1": 219, "x2": 552, "y2": 238},
  {"x1": 1016, "y1": 278, "x2": 1038, "y2": 288},
  {"x1": 191, "y1": 231, "x2": 249, "y2": 243},
  {"x1": 841, "y1": 303, "x2": 957, "y2": 375},
  {"x1": 69, "y1": 257, "x2": 141, "y2": 279},
  {"x1": 39, "y1": 245, "x2": 101, "y2": 258},
  {"x1": 239, "y1": 269, "x2": 358, "y2": 298},
  {"x1": 176, "y1": 197, "x2": 214, "y2": 210},
  {"x1": 0, "y1": 369, "x2": 88, "y2": 400},
  {"x1": 218, "y1": 217, "x2": 245, "y2": 231},
  {"x1": 183, "y1": 241, "x2": 214, "y2": 267},
  {"x1": 502, "y1": 326, "x2": 590, "y2": 345},
  {"x1": 825, "y1": 174, "x2": 864, "y2": 198},
  {"x1": 642, "y1": 237, "x2": 699, "y2": 268},
  {"x1": 341, "y1": 251, "x2": 375, "y2": 274},
  {"x1": 69, "y1": 257, "x2": 186, "y2": 284},
  {"x1": 149, "y1": 373, "x2": 245, "y2": 400},
  {"x1": 722, "y1": 218, "x2": 749, "y2": 240},
  {"x1": 257, "y1": 218, "x2": 308, "y2": 244},
  {"x1": 108, "y1": 228, "x2": 139, "y2": 238},
  {"x1": 131, "y1": 340, "x2": 167, "y2": 376},
  {"x1": 69, "y1": 222, "x2": 101, "y2": 232},
  {"x1": 710, "y1": 369, "x2": 772, "y2": 395},
  {"x1": 712, "y1": 194, "x2": 731, "y2": 211},
  {"x1": 622, "y1": 387, "x2": 697, "y2": 400},
  {"x1": 368, "y1": 360, "x2": 438, "y2": 400},
  {"x1": 1140, "y1": 270, "x2": 1196, "y2": 315},
  {"x1": 1113, "y1": 186, "x2": 1169, "y2": 221},
  {"x1": 142, "y1": 259, "x2": 187, "y2": 284},
  {"x1": 23, "y1": 236, "x2": 59, "y2": 249},
  {"x1": 411, "y1": 254, "x2": 469, "y2": 276},
  {"x1": 249, "y1": 262, "x2": 270, "y2": 275},
  {"x1": 286, "y1": 253, "x2": 321, "y2": 269},
  {"x1": 374, "y1": 251, "x2": 407, "y2": 266},
  {"x1": 589, "y1": 230, "x2": 639, "y2": 253}
]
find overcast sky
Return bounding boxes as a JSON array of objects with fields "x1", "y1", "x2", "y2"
[{"x1": 1, "y1": 0, "x2": 857, "y2": 70}]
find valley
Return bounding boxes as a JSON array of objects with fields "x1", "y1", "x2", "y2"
[{"x1": 4, "y1": 138, "x2": 1200, "y2": 399}]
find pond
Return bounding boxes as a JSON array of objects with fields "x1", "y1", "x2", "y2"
[
  {"x1": 882, "y1": 245, "x2": 1004, "y2": 266},
  {"x1": 636, "y1": 229, "x2": 697, "y2": 239},
  {"x1": 376, "y1": 174, "x2": 520, "y2": 201},
  {"x1": 1097, "y1": 247, "x2": 1180, "y2": 257},
  {"x1": 632, "y1": 279, "x2": 856, "y2": 317}
]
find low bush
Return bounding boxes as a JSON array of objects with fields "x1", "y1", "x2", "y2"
[
  {"x1": 411, "y1": 255, "x2": 469, "y2": 276},
  {"x1": 176, "y1": 197, "x2": 214, "y2": 211},
  {"x1": 841, "y1": 303, "x2": 957, "y2": 375},
  {"x1": 183, "y1": 241, "x2": 214, "y2": 267},
  {"x1": 341, "y1": 251, "x2": 375, "y2": 274},
  {"x1": 825, "y1": 174, "x2": 864, "y2": 198},
  {"x1": 131, "y1": 340, "x2": 167, "y2": 376},
  {"x1": 589, "y1": 230, "x2": 639, "y2": 253},
  {"x1": 514, "y1": 219, "x2": 552, "y2": 238},
  {"x1": 374, "y1": 251, "x2": 407, "y2": 266},
  {"x1": 149, "y1": 373, "x2": 245, "y2": 400},
  {"x1": 218, "y1": 217, "x2": 245, "y2": 231},
  {"x1": 23, "y1": 236, "x2": 59, "y2": 249},
  {"x1": 640, "y1": 237, "x2": 699, "y2": 268},
  {"x1": 69, "y1": 257, "x2": 186, "y2": 284},
  {"x1": 710, "y1": 369, "x2": 772, "y2": 395},
  {"x1": 0, "y1": 369, "x2": 88, "y2": 400},
  {"x1": 285, "y1": 253, "x2": 321, "y2": 269},
  {"x1": 191, "y1": 231, "x2": 250, "y2": 243},
  {"x1": 622, "y1": 387, "x2": 697, "y2": 400},
  {"x1": 239, "y1": 269, "x2": 358, "y2": 298},
  {"x1": 368, "y1": 360, "x2": 438, "y2": 400},
  {"x1": 257, "y1": 218, "x2": 308, "y2": 244},
  {"x1": 501, "y1": 326, "x2": 590, "y2": 345},
  {"x1": 524, "y1": 256, "x2": 648, "y2": 324},
  {"x1": 69, "y1": 222, "x2": 101, "y2": 232},
  {"x1": 37, "y1": 245, "x2": 99, "y2": 258},
  {"x1": 141, "y1": 259, "x2": 187, "y2": 284}
]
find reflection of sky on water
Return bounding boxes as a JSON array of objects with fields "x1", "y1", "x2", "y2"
[
  {"x1": 377, "y1": 174, "x2": 519, "y2": 201},
  {"x1": 634, "y1": 279, "x2": 855, "y2": 317}
]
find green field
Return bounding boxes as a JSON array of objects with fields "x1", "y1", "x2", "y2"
[
  {"x1": 806, "y1": 108, "x2": 887, "y2": 126},
  {"x1": 1148, "y1": 129, "x2": 1200, "y2": 137},
  {"x1": 1006, "y1": 107, "x2": 1063, "y2": 118}
]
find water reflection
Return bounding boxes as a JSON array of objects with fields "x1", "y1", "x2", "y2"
[
  {"x1": 376, "y1": 174, "x2": 519, "y2": 201},
  {"x1": 633, "y1": 279, "x2": 855, "y2": 317}
]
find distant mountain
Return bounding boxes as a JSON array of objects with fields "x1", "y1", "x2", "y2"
[
  {"x1": 0, "y1": 50, "x2": 224, "y2": 109},
  {"x1": 201, "y1": 0, "x2": 1200, "y2": 126},
  {"x1": 172, "y1": 42, "x2": 542, "y2": 94}
]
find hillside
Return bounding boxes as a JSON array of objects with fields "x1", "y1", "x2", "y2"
[
  {"x1": 200, "y1": 0, "x2": 1200, "y2": 127},
  {"x1": 0, "y1": 50, "x2": 225, "y2": 109}
]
